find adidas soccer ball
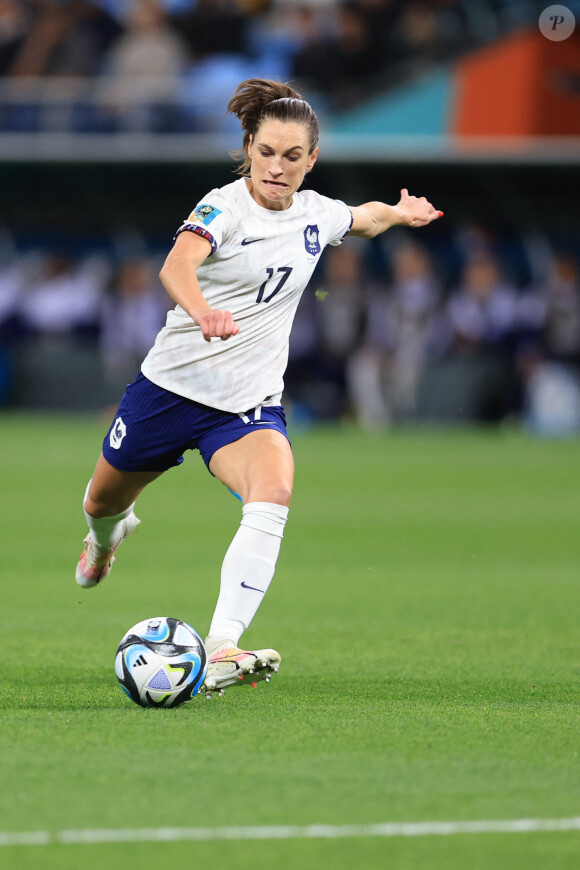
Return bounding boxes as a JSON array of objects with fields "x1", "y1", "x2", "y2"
[{"x1": 115, "y1": 617, "x2": 207, "y2": 708}]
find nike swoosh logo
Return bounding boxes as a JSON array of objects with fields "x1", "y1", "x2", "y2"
[
  {"x1": 241, "y1": 581, "x2": 265, "y2": 593},
  {"x1": 241, "y1": 238, "x2": 265, "y2": 246}
]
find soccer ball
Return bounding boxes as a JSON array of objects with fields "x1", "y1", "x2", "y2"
[{"x1": 115, "y1": 617, "x2": 207, "y2": 708}]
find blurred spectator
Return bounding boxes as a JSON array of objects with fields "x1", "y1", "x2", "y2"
[
  {"x1": 6, "y1": 0, "x2": 121, "y2": 78},
  {"x1": 388, "y1": 1, "x2": 443, "y2": 68},
  {"x1": 18, "y1": 251, "x2": 107, "y2": 338},
  {"x1": 247, "y1": 2, "x2": 321, "y2": 86},
  {"x1": 356, "y1": 0, "x2": 405, "y2": 69},
  {"x1": 292, "y1": 2, "x2": 377, "y2": 101},
  {"x1": 284, "y1": 272, "x2": 323, "y2": 423},
  {"x1": 541, "y1": 253, "x2": 580, "y2": 366},
  {"x1": 347, "y1": 236, "x2": 442, "y2": 427},
  {"x1": 0, "y1": 0, "x2": 30, "y2": 76},
  {"x1": 99, "y1": 0, "x2": 189, "y2": 130},
  {"x1": 314, "y1": 239, "x2": 367, "y2": 418},
  {"x1": 514, "y1": 251, "x2": 580, "y2": 436},
  {"x1": 175, "y1": 0, "x2": 248, "y2": 58},
  {"x1": 100, "y1": 256, "x2": 169, "y2": 391},
  {"x1": 515, "y1": 251, "x2": 580, "y2": 366},
  {"x1": 94, "y1": 0, "x2": 197, "y2": 21},
  {"x1": 519, "y1": 348, "x2": 580, "y2": 437},
  {"x1": 103, "y1": 0, "x2": 188, "y2": 79},
  {"x1": 387, "y1": 0, "x2": 467, "y2": 71},
  {"x1": 0, "y1": 252, "x2": 26, "y2": 403},
  {"x1": 428, "y1": 249, "x2": 519, "y2": 422},
  {"x1": 319, "y1": 239, "x2": 367, "y2": 362},
  {"x1": 0, "y1": 260, "x2": 22, "y2": 340},
  {"x1": 446, "y1": 250, "x2": 518, "y2": 353}
]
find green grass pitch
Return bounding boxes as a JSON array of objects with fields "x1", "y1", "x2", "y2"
[{"x1": 1, "y1": 413, "x2": 579, "y2": 869}]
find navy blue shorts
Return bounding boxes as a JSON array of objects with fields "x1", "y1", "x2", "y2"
[{"x1": 102, "y1": 373, "x2": 290, "y2": 473}]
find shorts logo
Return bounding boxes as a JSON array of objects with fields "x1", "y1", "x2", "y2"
[
  {"x1": 188, "y1": 204, "x2": 222, "y2": 226},
  {"x1": 110, "y1": 416, "x2": 127, "y2": 449},
  {"x1": 304, "y1": 224, "x2": 321, "y2": 256}
]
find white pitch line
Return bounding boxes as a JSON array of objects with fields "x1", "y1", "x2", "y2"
[
  {"x1": 1, "y1": 817, "x2": 580, "y2": 847},
  {"x1": 0, "y1": 832, "x2": 51, "y2": 847}
]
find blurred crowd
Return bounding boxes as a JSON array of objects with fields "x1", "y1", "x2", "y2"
[
  {"x1": 2, "y1": 228, "x2": 580, "y2": 434},
  {"x1": 1, "y1": 0, "x2": 578, "y2": 429},
  {"x1": 0, "y1": 244, "x2": 170, "y2": 401},
  {"x1": 0, "y1": 0, "x2": 546, "y2": 131}
]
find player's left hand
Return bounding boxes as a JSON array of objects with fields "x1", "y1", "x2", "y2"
[{"x1": 395, "y1": 189, "x2": 444, "y2": 227}]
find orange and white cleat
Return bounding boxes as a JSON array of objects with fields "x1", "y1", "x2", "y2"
[
  {"x1": 202, "y1": 647, "x2": 281, "y2": 697},
  {"x1": 75, "y1": 513, "x2": 140, "y2": 588}
]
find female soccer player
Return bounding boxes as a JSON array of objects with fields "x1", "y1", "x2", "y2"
[{"x1": 75, "y1": 78, "x2": 442, "y2": 696}]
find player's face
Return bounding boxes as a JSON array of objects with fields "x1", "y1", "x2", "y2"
[{"x1": 247, "y1": 120, "x2": 318, "y2": 211}]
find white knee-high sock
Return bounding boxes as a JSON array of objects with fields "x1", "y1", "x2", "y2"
[
  {"x1": 207, "y1": 501, "x2": 289, "y2": 648},
  {"x1": 83, "y1": 480, "x2": 135, "y2": 550}
]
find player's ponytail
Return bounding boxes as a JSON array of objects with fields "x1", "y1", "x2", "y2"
[{"x1": 227, "y1": 78, "x2": 319, "y2": 175}]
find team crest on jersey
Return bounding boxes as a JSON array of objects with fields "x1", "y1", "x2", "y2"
[
  {"x1": 304, "y1": 225, "x2": 321, "y2": 256},
  {"x1": 188, "y1": 204, "x2": 222, "y2": 226},
  {"x1": 110, "y1": 416, "x2": 127, "y2": 450}
]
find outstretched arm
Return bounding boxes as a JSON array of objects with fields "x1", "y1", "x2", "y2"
[{"x1": 349, "y1": 189, "x2": 443, "y2": 238}]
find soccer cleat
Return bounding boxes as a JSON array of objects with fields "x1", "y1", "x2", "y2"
[
  {"x1": 75, "y1": 513, "x2": 140, "y2": 589},
  {"x1": 202, "y1": 647, "x2": 281, "y2": 696}
]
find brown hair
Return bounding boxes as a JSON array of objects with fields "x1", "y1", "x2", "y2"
[{"x1": 227, "y1": 78, "x2": 319, "y2": 175}]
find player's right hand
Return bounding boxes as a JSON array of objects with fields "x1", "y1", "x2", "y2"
[{"x1": 196, "y1": 309, "x2": 240, "y2": 342}]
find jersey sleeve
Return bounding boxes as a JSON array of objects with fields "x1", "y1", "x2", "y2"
[
  {"x1": 173, "y1": 191, "x2": 232, "y2": 254},
  {"x1": 326, "y1": 198, "x2": 354, "y2": 247}
]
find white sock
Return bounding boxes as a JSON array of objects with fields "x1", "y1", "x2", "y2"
[
  {"x1": 83, "y1": 480, "x2": 135, "y2": 551},
  {"x1": 207, "y1": 501, "x2": 289, "y2": 648}
]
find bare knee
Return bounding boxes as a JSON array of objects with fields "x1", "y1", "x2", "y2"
[
  {"x1": 84, "y1": 478, "x2": 135, "y2": 518},
  {"x1": 84, "y1": 457, "x2": 162, "y2": 517}
]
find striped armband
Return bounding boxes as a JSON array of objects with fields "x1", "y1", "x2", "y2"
[{"x1": 173, "y1": 223, "x2": 218, "y2": 254}]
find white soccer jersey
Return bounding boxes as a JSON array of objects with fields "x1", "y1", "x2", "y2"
[{"x1": 141, "y1": 177, "x2": 353, "y2": 412}]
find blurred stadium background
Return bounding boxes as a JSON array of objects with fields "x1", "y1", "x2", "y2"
[{"x1": 1, "y1": 0, "x2": 579, "y2": 435}]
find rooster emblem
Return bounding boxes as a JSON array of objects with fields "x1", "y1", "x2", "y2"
[
  {"x1": 303, "y1": 225, "x2": 321, "y2": 256},
  {"x1": 109, "y1": 416, "x2": 127, "y2": 449}
]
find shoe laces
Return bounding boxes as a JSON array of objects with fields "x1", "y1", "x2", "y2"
[{"x1": 84, "y1": 533, "x2": 115, "y2": 567}]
